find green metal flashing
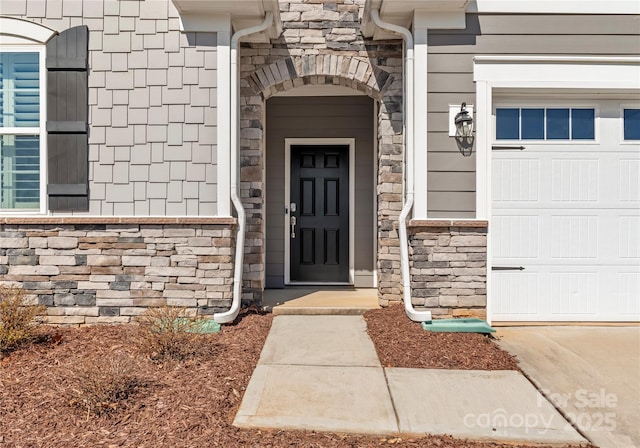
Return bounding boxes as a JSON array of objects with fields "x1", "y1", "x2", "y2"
[
  {"x1": 154, "y1": 317, "x2": 221, "y2": 334},
  {"x1": 421, "y1": 318, "x2": 495, "y2": 334},
  {"x1": 184, "y1": 318, "x2": 222, "y2": 334}
]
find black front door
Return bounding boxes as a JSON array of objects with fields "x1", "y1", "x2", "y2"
[{"x1": 290, "y1": 145, "x2": 349, "y2": 282}]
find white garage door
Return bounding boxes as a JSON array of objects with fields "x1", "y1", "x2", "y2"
[{"x1": 491, "y1": 100, "x2": 640, "y2": 322}]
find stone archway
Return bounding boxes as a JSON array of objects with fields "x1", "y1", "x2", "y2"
[
  {"x1": 245, "y1": 55, "x2": 395, "y2": 101},
  {"x1": 237, "y1": 18, "x2": 404, "y2": 305}
]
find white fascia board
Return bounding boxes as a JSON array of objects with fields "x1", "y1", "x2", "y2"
[
  {"x1": 0, "y1": 17, "x2": 57, "y2": 44},
  {"x1": 474, "y1": 57, "x2": 640, "y2": 90},
  {"x1": 366, "y1": 0, "x2": 640, "y2": 33},
  {"x1": 174, "y1": 0, "x2": 281, "y2": 39},
  {"x1": 413, "y1": 10, "x2": 467, "y2": 29},
  {"x1": 475, "y1": 55, "x2": 640, "y2": 65},
  {"x1": 179, "y1": 12, "x2": 232, "y2": 33},
  {"x1": 364, "y1": 0, "x2": 469, "y2": 38},
  {"x1": 468, "y1": 0, "x2": 640, "y2": 14}
]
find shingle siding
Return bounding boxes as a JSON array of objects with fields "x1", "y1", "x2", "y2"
[{"x1": 3, "y1": 0, "x2": 218, "y2": 216}]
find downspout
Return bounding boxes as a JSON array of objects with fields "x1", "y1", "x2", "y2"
[
  {"x1": 214, "y1": 12, "x2": 274, "y2": 324},
  {"x1": 370, "y1": 9, "x2": 432, "y2": 322}
]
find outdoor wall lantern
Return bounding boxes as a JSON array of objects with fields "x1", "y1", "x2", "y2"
[
  {"x1": 449, "y1": 102, "x2": 474, "y2": 157},
  {"x1": 454, "y1": 102, "x2": 474, "y2": 137}
]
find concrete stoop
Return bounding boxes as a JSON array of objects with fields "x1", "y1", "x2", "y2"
[
  {"x1": 263, "y1": 288, "x2": 380, "y2": 316},
  {"x1": 234, "y1": 315, "x2": 587, "y2": 446}
]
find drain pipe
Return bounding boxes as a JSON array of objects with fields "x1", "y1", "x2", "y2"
[
  {"x1": 214, "y1": 13, "x2": 274, "y2": 324},
  {"x1": 370, "y1": 10, "x2": 432, "y2": 322}
]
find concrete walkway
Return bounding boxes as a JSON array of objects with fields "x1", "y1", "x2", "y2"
[
  {"x1": 498, "y1": 326, "x2": 640, "y2": 448},
  {"x1": 234, "y1": 315, "x2": 586, "y2": 445}
]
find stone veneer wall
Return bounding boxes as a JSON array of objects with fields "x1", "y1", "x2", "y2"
[
  {"x1": 238, "y1": 0, "x2": 405, "y2": 303},
  {"x1": 408, "y1": 221, "x2": 488, "y2": 319},
  {"x1": 0, "y1": 219, "x2": 235, "y2": 325}
]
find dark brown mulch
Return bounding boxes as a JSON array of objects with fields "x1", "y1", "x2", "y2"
[
  {"x1": 0, "y1": 307, "x2": 585, "y2": 448},
  {"x1": 365, "y1": 303, "x2": 521, "y2": 371}
]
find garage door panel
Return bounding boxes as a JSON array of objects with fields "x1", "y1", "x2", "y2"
[
  {"x1": 619, "y1": 159, "x2": 640, "y2": 202},
  {"x1": 493, "y1": 267, "x2": 636, "y2": 320},
  {"x1": 617, "y1": 272, "x2": 640, "y2": 315},
  {"x1": 550, "y1": 215, "x2": 598, "y2": 259},
  {"x1": 492, "y1": 158, "x2": 539, "y2": 202},
  {"x1": 619, "y1": 216, "x2": 640, "y2": 259},
  {"x1": 493, "y1": 271, "x2": 539, "y2": 315},
  {"x1": 550, "y1": 272, "x2": 597, "y2": 315},
  {"x1": 491, "y1": 100, "x2": 640, "y2": 322},
  {"x1": 551, "y1": 159, "x2": 599, "y2": 202},
  {"x1": 493, "y1": 215, "x2": 539, "y2": 258}
]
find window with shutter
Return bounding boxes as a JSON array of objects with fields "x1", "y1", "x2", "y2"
[{"x1": 0, "y1": 50, "x2": 44, "y2": 211}]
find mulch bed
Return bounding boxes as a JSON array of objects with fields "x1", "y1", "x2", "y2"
[
  {"x1": 364, "y1": 304, "x2": 521, "y2": 370},
  {"x1": 0, "y1": 307, "x2": 584, "y2": 448}
]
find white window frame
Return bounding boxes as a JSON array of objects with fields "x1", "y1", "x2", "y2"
[
  {"x1": 493, "y1": 103, "x2": 600, "y2": 145},
  {"x1": 0, "y1": 45, "x2": 47, "y2": 214},
  {"x1": 620, "y1": 103, "x2": 640, "y2": 144}
]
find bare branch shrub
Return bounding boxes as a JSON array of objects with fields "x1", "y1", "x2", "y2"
[
  {"x1": 135, "y1": 306, "x2": 217, "y2": 361},
  {"x1": 0, "y1": 285, "x2": 46, "y2": 354},
  {"x1": 66, "y1": 354, "x2": 141, "y2": 417}
]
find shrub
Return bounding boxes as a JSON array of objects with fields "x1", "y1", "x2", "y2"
[
  {"x1": 66, "y1": 354, "x2": 141, "y2": 417},
  {"x1": 135, "y1": 305, "x2": 217, "y2": 361},
  {"x1": 0, "y1": 285, "x2": 46, "y2": 354}
]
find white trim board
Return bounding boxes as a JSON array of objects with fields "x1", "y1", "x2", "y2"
[
  {"x1": 284, "y1": 138, "x2": 356, "y2": 286},
  {"x1": 467, "y1": 0, "x2": 640, "y2": 14},
  {"x1": 216, "y1": 23, "x2": 232, "y2": 217},
  {"x1": 0, "y1": 17, "x2": 56, "y2": 44}
]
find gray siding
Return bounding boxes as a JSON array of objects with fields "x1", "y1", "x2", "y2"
[
  {"x1": 265, "y1": 96, "x2": 375, "y2": 288},
  {"x1": 3, "y1": 0, "x2": 218, "y2": 216},
  {"x1": 426, "y1": 14, "x2": 640, "y2": 218}
]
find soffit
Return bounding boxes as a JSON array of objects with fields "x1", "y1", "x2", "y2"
[
  {"x1": 171, "y1": 0, "x2": 282, "y2": 41},
  {"x1": 362, "y1": 0, "x2": 470, "y2": 39}
]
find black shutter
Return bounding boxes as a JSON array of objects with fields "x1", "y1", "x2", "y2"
[{"x1": 46, "y1": 26, "x2": 89, "y2": 211}]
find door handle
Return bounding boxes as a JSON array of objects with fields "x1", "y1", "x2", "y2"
[
  {"x1": 290, "y1": 216, "x2": 296, "y2": 239},
  {"x1": 492, "y1": 266, "x2": 525, "y2": 271}
]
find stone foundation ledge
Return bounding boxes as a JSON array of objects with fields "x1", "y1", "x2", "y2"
[
  {"x1": 0, "y1": 222, "x2": 237, "y2": 326},
  {"x1": 1, "y1": 217, "x2": 237, "y2": 225},
  {"x1": 407, "y1": 219, "x2": 488, "y2": 228}
]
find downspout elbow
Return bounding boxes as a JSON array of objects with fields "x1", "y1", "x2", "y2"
[{"x1": 214, "y1": 13, "x2": 274, "y2": 324}]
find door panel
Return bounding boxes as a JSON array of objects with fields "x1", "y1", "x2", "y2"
[
  {"x1": 290, "y1": 145, "x2": 349, "y2": 282},
  {"x1": 491, "y1": 100, "x2": 640, "y2": 321}
]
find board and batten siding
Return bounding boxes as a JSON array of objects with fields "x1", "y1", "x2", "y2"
[
  {"x1": 265, "y1": 96, "x2": 375, "y2": 288},
  {"x1": 426, "y1": 13, "x2": 640, "y2": 218},
  {"x1": 1, "y1": 0, "x2": 218, "y2": 216}
]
